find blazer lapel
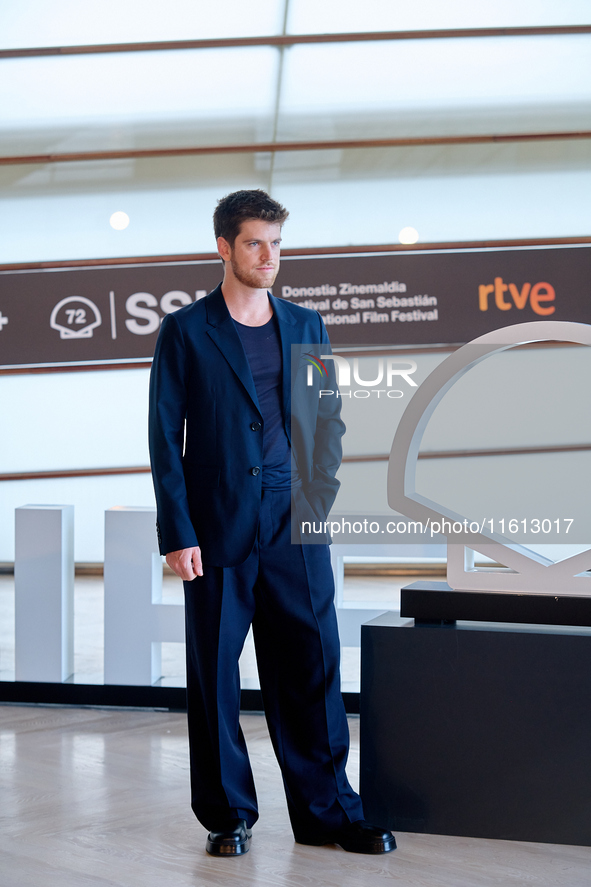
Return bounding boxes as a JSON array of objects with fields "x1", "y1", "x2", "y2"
[
  {"x1": 270, "y1": 293, "x2": 300, "y2": 418},
  {"x1": 205, "y1": 285, "x2": 261, "y2": 414}
]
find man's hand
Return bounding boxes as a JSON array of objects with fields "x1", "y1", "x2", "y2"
[{"x1": 166, "y1": 546, "x2": 203, "y2": 581}]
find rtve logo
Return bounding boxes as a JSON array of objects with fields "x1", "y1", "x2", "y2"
[{"x1": 478, "y1": 277, "x2": 555, "y2": 316}]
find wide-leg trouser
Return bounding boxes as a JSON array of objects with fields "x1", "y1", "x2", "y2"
[{"x1": 183, "y1": 488, "x2": 364, "y2": 834}]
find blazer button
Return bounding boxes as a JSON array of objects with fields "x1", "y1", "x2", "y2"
[
  {"x1": 250, "y1": 466, "x2": 261, "y2": 476},
  {"x1": 250, "y1": 421, "x2": 262, "y2": 431}
]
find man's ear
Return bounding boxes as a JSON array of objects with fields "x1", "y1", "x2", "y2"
[{"x1": 217, "y1": 236, "x2": 231, "y2": 262}]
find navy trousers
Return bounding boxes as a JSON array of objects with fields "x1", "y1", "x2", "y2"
[{"x1": 183, "y1": 488, "x2": 364, "y2": 834}]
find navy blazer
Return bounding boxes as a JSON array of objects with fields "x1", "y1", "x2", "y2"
[{"x1": 148, "y1": 284, "x2": 344, "y2": 566}]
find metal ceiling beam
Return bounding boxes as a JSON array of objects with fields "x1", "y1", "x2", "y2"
[
  {"x1": 2, "y1": 130, "x2": 591, "y2": 166},
  {"x1": 2, "y1": 25, "x2": 591, "y2": 59}
]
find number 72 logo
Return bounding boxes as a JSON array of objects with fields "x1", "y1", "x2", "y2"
[{"x1": 50, "y1": 296, "x2": 102, "y2": 339}]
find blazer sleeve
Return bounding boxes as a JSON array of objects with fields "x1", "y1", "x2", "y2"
[
  {"x1": 148, "y1": 311, "x2": 199, "y2": 555},
  {"x1": 304, "y1": 311, "x2": 346, "y2": 519}
]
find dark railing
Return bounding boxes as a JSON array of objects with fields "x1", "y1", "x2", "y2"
[
  {"x1": 1, "y1": 443, "x2": 589, "y2": 483},
  {"x1": 3, "y1": 130, "x2": 591, "y2": 167}
]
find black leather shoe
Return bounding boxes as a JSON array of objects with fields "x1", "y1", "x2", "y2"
[
  {"x1": 206, "y1": 818, "x2": 252, "y2": 856},
  {"x1": 295, "y1": 820, "x2": 396, "y2": 854}
]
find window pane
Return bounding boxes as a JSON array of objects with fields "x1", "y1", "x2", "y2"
[
  {"x1": 2, "y1": 141, "x2": 590, "y2": 262},
  {"x1": 272, "y1": 142, "x2": 591, "y2": 247},
  {"x1": 288, "y1": 0, "x2": 591, "y2": 33},
  {"x1": 0, "y1": 0, "x2": 284, "y2": 48},
  {"x1": 278, "y1": 36, "x2": 591, "y2": 141},
  {"x1": 0, "y1": 153, "x2": 269, "y2": 261},
  {"x1": 1, "y1": 48, "x2": 279, "y2": 156},
  {"x1": 4, "y1": 35, "x2": 590, "y2": 158}
]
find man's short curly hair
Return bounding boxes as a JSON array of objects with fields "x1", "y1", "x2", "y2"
[{"x1": 213, "y1": 190, "x2": 289, "y2": 248}]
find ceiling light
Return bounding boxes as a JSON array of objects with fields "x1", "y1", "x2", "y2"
[
  {"x1": 110, "y1": 211, "x2": 130, "y2": 230},
  {"x1": 399, "y1": 226, "x2": 419, "y2": 244}
]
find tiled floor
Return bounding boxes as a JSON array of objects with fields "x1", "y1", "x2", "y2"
[{"x1": 2, "y1": 704, "x2": 590, "y2": 887}]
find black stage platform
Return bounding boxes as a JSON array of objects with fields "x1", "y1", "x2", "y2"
[
  {"x1": 360, "y1": 609, "x2": 591, "y2": 845},
  {"x1": 401, "y1": 580, "x2": 591, "y2": 627}
]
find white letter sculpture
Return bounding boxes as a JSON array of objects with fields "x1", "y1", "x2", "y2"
[
  {"x1": 15, "y1": 504, "x2": 74, "y2": 682},
  {"x1": 388, "y1": 321, "x2": 591, "y2": 595},
  {"x1": 104, "y1": 507, "x2": 185, "y2": 685}
]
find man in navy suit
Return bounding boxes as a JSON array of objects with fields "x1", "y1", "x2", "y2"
[{"x1": 149, "y1": 190, "x2": 395, "y2": 857}]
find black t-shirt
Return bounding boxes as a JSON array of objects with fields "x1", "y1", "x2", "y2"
[{"x1": 233, "y1": 314, "x2": 298, "y2": 490}]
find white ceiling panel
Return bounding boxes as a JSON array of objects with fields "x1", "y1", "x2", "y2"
[
  {"x1": 280, "y1": 35, "x2": 591, "y2": 115},
  {"x1": 0, "y1": 0, "x2": 285, "y2": 48},
  {"x1": 288, "y1": 0, "x2": 591, "y2": 34},
  {"x1": 0, "y1": 47, "x2": 280, "y2": 155}
]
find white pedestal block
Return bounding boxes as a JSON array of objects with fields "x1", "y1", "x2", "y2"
[
  {"x1": 104, "y1": 507, "x2": 185, "y2": 686},
  {"x1": 15, "y1": 504, "x2": 75, "y2": 682},
  {"x1": 329, "y1": 548, "x2": 384, "y2": 646}
]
